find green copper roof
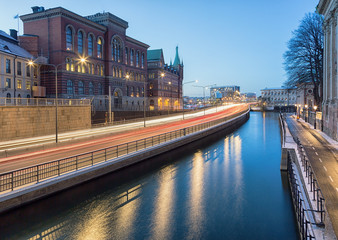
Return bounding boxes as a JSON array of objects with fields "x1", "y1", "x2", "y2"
[
  {"x1": 173, "y1": 46, "x2": 180, "y2": 66},
  {"x1": 147, "y1": 49, "x2": 163, "y2": 61}
]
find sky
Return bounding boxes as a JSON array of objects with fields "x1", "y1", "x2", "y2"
[{"x1": 0, "y1": 0, "x2": 319, "y2": 97}]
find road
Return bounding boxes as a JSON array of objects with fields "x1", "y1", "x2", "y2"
[
  {"x1": 0, "y1": 104, "x2": 248, "y2": 173},
  {"x1": 286, "y1": 115, "x2": 338, "y2": 236}
]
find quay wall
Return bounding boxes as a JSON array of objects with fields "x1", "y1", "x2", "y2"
[{"x1": 0, "y1": 109, "x2": 249, "y2": 213}]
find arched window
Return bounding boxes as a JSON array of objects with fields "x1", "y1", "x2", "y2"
[
  {"x1": 119, "y1": 68, "x2": 122, "y2": 78},
  {"x1": 136, "y1": 51, "x2": 139, "y2": 67},
  {"x1": 78, "y1": 81, "x2": 84, "y2": 95},
  {"x1": 97, "y1": 37, "x2": 103, "y2": 58},
  {"x1": 78, "y1": 31, "x2": 83, "y2": 55},
  {"x1": 96, "y1": 65, "x2": 100, "y2": 75},
  {"x1": 88, "y1": 34, "x2": 93, "y2": 56},
  {"x1": 98, "y1": 83, "x2": 103, "y2": 95},
  {"x1": 141, "y1": 53, "x2": 145, "y2": 68},
  {"x1": 130, "y1": 49, "x2": 134, "y2": 66},
  {"x1": 66, "y1": 58, "x2": 74, "y2": 72},
  {"x1": 6, "y1": 93, "x2": 11, "y2": 103},
  {"x1": 66, "y1": 26, "x2": 73, "y2": 51},
  {"x1": 131, "y1": 86, "x2": 134, "y2": 97},
  {"x1": 113, "y1": 67, "x2": 116, "y2": 77},
  {"x1": 112, "y1": 38, "x2": 122, "y2": 62},
  {"x1": 67, "y1": 80, "x2": 73, "y2": 94},
  {"x1": 89, "y1": 82, "x2": 94, "y2": 95},
  {"x1": 125, "y1": 47, "x2": 128, "y2": 64},
  {"x1": 100, "y1": 65, "x2": 104, "y2": 76}
]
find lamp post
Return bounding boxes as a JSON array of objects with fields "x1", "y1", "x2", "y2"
[
  {"x1": 182, "y1": 80, "x2": 197, "y2": 120},
  {"x1": 143, "y1": 73, "x2": 147, "y2": 127},
  {"x1": 28, "y1": 57, "x2": 86, "y2": 143},
  {"x1": 193, "y1": 84, "x2": 215, "y2": 115},
  {"x1": 168, "y1": 81, "x2": 172, "y2": 115},
  {"x1": 305, "y1": 104, "x2": 308, "y2": 122}
]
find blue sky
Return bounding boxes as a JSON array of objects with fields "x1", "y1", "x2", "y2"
[{"x1": 0, "y1": 0, "x2": 319, "y2": 97}]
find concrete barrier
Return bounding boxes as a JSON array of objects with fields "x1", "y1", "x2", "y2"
[{"x1": 0, "y1": 110, "x2": 249, "y2": 213}]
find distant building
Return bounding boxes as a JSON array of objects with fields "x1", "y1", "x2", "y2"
[
  {"x1": 261, "y1": 87, "x2": 296, "y2": 107},
  {"x1": 20, "y1": 6, "x2": 149, "y2": 111},
  {"x1": 295, "y1": 83, "x2": 315, "y2": 109},
  {"x1": 147, "y1": 47, "x2": 183, "y2": 111},
  {"x1": 317, "y1": 0, "x2": 338, "y2": 140},
  {"x1": 0, "y1": 29, "x2": 43, "y2": 101},
  {"x1": 243, "y1": 92, "x2": 257, "y2": 101},
  {"x1": 210, "y1": 86, "x2": 240, "y2": 101}
]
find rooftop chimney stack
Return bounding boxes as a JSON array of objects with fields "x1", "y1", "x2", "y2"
[{"x1": 9, "y1": 29, "x2": 17, "y2": 40}]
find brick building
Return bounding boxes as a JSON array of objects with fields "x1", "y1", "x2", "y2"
[
  {"x1": 147, "y1": 47, "x2": 183, "y2": 111},
  {"x1": 20, "y1": 6, "x2": 149, "y2": 111}
]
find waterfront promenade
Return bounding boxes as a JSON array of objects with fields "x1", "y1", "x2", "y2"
[{"x1": 286, "y1": 115, "x2": 338, "y2": 237}]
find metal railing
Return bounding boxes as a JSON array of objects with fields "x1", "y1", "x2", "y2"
[
  {"x1": 0, "y1": 108, "x2": 249, "y2": 193},
  {"x1": 295, "y1": 137, "x2": 326, "y2": 225},
  {"x1": 0, "y1": 97, "x2": 91, "y2": 106},
  {"x1": 279, "y1": 113, "x2": 286, "y2": 146},
  {"x1": 287, "y1": 153, "x2": 315, "y2": 240}
]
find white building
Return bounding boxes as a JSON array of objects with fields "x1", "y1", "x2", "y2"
[
  {"x1": 317, "y1": 0, "x2": 338, "y2": 140},
  {"x1": 0, "y1": 30, "x2": 43, "y2": 101},
  {"x1": 261, "y1": 87, "x2": 297, "y2": 107}
]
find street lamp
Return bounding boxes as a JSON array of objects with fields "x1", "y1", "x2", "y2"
[
  {"x1": 313, "y1": 105, "x2": 317, "y2": 129},
  {"x1": 168, "y1": 81, "x2": 172, "y2": 115},
  {"x1": 305, "y1": 104, "x2": 308, "y2": 122},
  {"x1": 28, "y1": 57, "x2": 87, "y2": 143},
  {"x1": 143, "y1": 74, "x2": 147, "y2": 127},
  {"x1": 182, "y1": 80, "x2": 198, "y2": 120},
  {"x1": 193, "y1": 84, "x2": 214, "y2": 115}
]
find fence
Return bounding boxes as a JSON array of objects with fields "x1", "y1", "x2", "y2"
[
  {"x1": 287, "y1": 154, "x2": 315, "y2": 240},
  {"x1": 0, "y1": 108, "x2": 249, "y2": 193},
  {"x1": 295, "y1": 137, "x2": 326, "y2": 225},
  {"x1": 0, "y1": 97, "x2": 91, "y2": 107}
]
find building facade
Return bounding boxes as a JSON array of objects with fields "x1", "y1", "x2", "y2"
[
  {"x1": 317, "y1": 0, "x2": 338, "y2": 140},
  {"x1": 210, "y1": 86, "x2": 240, "y2": 101},
  {"x1": 20, "y1": 7, "x2": 149, "y2": 111},
  {"x1": 261, "y1": 87, "x2": 297, "y2": 107},
  {"x1": 147, "y1": 47, "x2": 183, "y2": 111},
  {"x1": 0, "y1": 30, "x2": 43, "y2": 101}
]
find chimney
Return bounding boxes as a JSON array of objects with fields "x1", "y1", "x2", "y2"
[
  {"x1": 32, "y1": 6, "x2": 45, "y2": 13},
  {"x1": 9, "y1": 29, "x2": 17, "y2": 40}
]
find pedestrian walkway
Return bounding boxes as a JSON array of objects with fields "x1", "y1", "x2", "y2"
[{"x1": 286, "y1": 114, "x2": 338, "y2": 238}]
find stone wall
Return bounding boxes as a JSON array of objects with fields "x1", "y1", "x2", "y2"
[{"x1": 0, "y1": 106, "x2": 91, "y2": 141}]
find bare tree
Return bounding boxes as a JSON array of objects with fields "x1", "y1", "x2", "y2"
[{"x1": 283, "y1": 13, "x2": 323, "y2": 107}]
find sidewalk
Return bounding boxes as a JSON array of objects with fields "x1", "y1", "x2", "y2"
[{"x1": 285, "y1": 114, "x2": 338, "y2": 239}]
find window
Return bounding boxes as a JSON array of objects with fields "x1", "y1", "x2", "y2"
[
  {"x1": 78, "y1": 31, "x2": 83, "y2": 55},
  {"x1": 78, "y1": 81, "x2": 84, "y2": 95},
  {"x1": 88, "y1": 35, "x2": 93, "y2": 56},
  {"x1": 131, "y1": 86, "x2": 134, "y2": 97},
  {"x1": 66, "y1": 26, "x2": 73, "y2": 51},
  {"x1": 6, "y1": 93, "x2": 11, "y2": 103},
  {"x1": 125, "y1": 47, "x2": 128, "y2": 64},
  {"x1": 98, "y1": 83, "x2": 103, "y2": 95},
  {"x1": 67, "y1": 80, "x2": 73, "y2": 94},
  {"x1": 136, "y1": 51, "x2": 139, "y2": 67},
  {"x1": 66, "y1": 58, "x2": 74, "y2": 72},
  {"x1": 17, "y1": 62, "x2": 22, "y2": 75},
  {"x1": 130, "y1": 49, "x2": 134, "y2": 66},
  {"x1": 33, "y1": 66, "x2": 37, "y2": 78},
  {"x1": 17, "y1": 79, "x2": 22, "y2": 89},
  {"x1": 5, "y1": 78, "x2": 11, "y2": 88},
  {"x1": 89, "y1": 82, "x2": 94, "y2": 95},
  {"x1": 26, "y1": 80, "x2": 31, "y2": 90},
  {"x1": 100, "y1": 65, "x2": 104, "y2": 76},
  {"x1": 141, "y1": 53, "x2": 144, "y2": 68},
  {"x1": 119, "y1": 68, "x2": 122, "y2": 78},
  {"x1": 6, "y1": 59, "x2": 11, "y2": 73},
  {"x1": 137, "y1": 87, "x2": 140, "y2": 97},
  {"x1": 97, "y1": 37, "x2": 103, "y2": 58},
  {"x1": 113, "y1": 67, "x2": 116, "y2": 77},
  {"x1": 112, "y1": 38, "x2": 122, "y2": 62},
  {"x1": 26, "y1": 64, "x2": 31, "y2": 77}
]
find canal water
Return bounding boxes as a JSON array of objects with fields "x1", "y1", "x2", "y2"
[{"x1": 0, "y1": 112, "x2": 298, "y2": 240}]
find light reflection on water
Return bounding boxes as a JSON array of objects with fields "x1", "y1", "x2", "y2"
[{"x1": 0, "y1": 112, "x2": 298, "y2": 240}]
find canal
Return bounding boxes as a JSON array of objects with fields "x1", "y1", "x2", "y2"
[{"x1": 0, "y1": 112, "x2": 298, "y2": 240}]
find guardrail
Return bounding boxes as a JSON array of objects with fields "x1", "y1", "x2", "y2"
[
  {"x1": 0, "y1": 108, "x2": 249, "y2": 193},
  {"x1": 287, "y1": 153, "x2": 315, "y2": 240},
  {"x1": 295, "y1": 137, "x2": 326, "y2": 225},
  {"x1": 0, "y1": 97, "x2": 91, "y2": 106},
  {"x1": 279, "y1": 113, "x2": 286, "y2": 146}
]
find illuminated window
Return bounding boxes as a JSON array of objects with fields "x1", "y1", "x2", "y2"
[
  {"x1": 17, "y1": 79, "x2": 22, "y2": 89},
  {"x1": 119, "y1": 68, "x2": 122, "y2": 78},
  {"x1": 97, "y1": 37, "x2": 103, "y2": 58},
  {"x1": 131, "y1": 86, "x2": 134, "y2": 97},
  {"x1": 100, "y1": 65, "x2": 104, "y2": 76},
  {"x1": 81, "y1": 64, "x2": 86, "y2": 73},
  {"x1": 78, "y1": 31, "x2": 83, "y2": 55},
  {"x1": 88, "y1": 35, "x2": 93, "y2": 56},
  {"x1": 137, "y1": 87, "x2": 140, "y2": 97},
  {"x1": 78, "y1": 81, "x2": 84, "y2": 95},
  {"x1": 77, "y1": 64, "x2": 81, "y2": 73},
  {"x1": 66, "y1": 26, "x2": 73, "y2": 51},
  {"x1": 26, "y1": 80, "x2": 31, "y2": 90},
  {"x1": 91, "y1": 64, "x2": 95, "y2": 74},
  {"x1": 5, "y1": 78, "x2": 11, "y2": 88}
]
